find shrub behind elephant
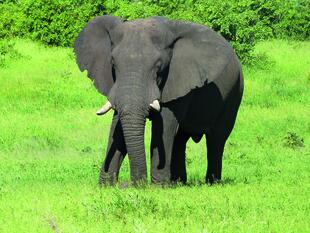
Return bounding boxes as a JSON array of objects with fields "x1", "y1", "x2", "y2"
[{"x1": 74, "y1": 16, "x2": 243, "y2": 185}]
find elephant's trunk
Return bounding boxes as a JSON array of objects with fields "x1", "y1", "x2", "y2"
[
  {"x1": 120, "y1": 112, "x2": 147, "y2": 183},
  {"x1": 107, "y1": 72, "x2": 159, "y2": 184}
]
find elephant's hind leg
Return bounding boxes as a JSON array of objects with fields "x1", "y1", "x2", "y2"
[
  {"x1": 205, "y1": 135, "x2": 225, "y2": 184},
  {"x1": 205, "y1": 104, "x2": 240, "y2": 184},
  {"x1": 99, "y1": 113, "x2": 127, "y2": 185},
  {"x1": 205, "y1": 75, "x2": 243, "y2": 184},
  {"x1": 171, "y1": 130, "x2": 190, "y2": 183}
]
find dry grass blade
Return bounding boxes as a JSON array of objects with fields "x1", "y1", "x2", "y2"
[{"x1": 45, "y1": 216, "x2": 61, "y2": 233}]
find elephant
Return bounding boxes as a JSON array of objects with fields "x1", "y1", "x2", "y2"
[{"x1": 74, "y1": 15, "x2": 243, "y2": 185}]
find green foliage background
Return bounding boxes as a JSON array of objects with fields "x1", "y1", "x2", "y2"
[{"x1": 0, "y1": 0, "x2": 309, "y2": 63}]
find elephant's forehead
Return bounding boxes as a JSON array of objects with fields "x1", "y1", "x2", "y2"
[
  {"x1": 117, "y1": 19, "x2": 172, "y2": 48},
  {"x1": 121, "y1": 19, "x2": 162, "y2": 34},
  {"x1": 126, "y1": 19, "x2": 160, "y2": 28}
]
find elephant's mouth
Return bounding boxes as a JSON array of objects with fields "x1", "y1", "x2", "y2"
[{"x1": 96, "y1": 99, "x2": 160, "y2": 116}]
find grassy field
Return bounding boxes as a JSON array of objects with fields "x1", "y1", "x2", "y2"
[{"x1": 0, "y1": 39, "x2": 309, "y2": 232}]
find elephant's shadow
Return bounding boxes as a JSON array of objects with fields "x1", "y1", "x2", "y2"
[
  {"x1": 184, "y1": 177, "x2": 237, "y2": 187},
  {"x1": 117, "y1": 177, "x2": 237, "y2": 189}
]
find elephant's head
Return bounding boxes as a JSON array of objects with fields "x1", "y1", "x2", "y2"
[{"x1": 74, "y1": 16, "x2": 234, "y2": 182}]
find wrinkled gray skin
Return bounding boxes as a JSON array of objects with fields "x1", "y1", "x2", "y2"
[{"x1": 74, "y1": 15, "x2": 243, "y2": 185}]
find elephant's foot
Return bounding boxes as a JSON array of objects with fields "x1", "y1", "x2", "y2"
[
  {"x1": 205, "y1": 173, "x2": 221, "y2": 185},
  {"x1": 151, "y1": 173, "x2": 171, "y2": 185},
  {"x1": 171, "y1": 165, "x2": 187, "y2": 184},
  {"x1": 171, "y1": 174, "x2": 187, "y2": 184},
  {"x1": 131, "y1": 177, "x2": 148, "y2": 187},
  {"x1": 99, "y1": 172, "x2": 118, "y2": 186}
]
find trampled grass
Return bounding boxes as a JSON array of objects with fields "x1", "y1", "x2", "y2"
[{"x1": 0, "y1": 39, "x2": 309, "y2": 232}]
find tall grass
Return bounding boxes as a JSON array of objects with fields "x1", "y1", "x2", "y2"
[{"x1": 0, "y1": 39, "x2": 309, "y2": 232}]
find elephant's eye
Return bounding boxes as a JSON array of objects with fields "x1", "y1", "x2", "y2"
[
  {"x1": 111, "y1": 56, "x2": 118, "y2": 70},
  {"x1": 111, "y1": 48, "x2": 118, "y2": 65},
  {"x1": 155, "y1": 59, "x2": 162, "y2": 70},
  {"x1": 111, "y1": 56, "x2": 115, "y2": 65}
]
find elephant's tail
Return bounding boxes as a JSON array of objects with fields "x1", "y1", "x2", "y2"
[{"x1": 238, "y1": 67, "x2": 244, "y2": 99}]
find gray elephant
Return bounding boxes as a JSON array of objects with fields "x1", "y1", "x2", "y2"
[{"x1": 74, "y1": 15, "x2": 243, "y2": 185}]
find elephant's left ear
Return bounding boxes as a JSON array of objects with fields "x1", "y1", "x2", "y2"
[
  {"x1": 161, "y1": 20, "x2": 237, "y2": 103},
  {"x1": 74, "y1": 16, "x2": 123, "y2": 96}
]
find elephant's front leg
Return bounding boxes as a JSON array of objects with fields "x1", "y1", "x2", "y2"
[
  {"x1": 150, "y1": 107, "x2": 178, "y2": 184},
  {"x1": 99, "y1": 112, "x2": 127, "y2": 185}
]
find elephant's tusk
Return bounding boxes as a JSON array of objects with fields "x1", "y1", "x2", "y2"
[
  {"x1": 96, "y1": 101, "x2": 112, "y2": 116},
  {"x1": 150, "y1": 100, "x2": 160, "y2": 112}
]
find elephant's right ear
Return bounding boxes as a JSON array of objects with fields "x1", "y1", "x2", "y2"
[{"x1": 74, "y1": 16, "x2": 123, "y2": 96}]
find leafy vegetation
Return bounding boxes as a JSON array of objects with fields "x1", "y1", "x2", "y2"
[
  {"x1": 0, "y1": 0, "x2": 309, "y2": 63},
  {"x1": 0, "y1": 39, "x2": 309, "y2": 232},
  {"x1": 283, "y1": 132, "x2": 305, "y2": 149},
  {"x1": 0, "y1": 40, "x2": 23, "y2": 67}
]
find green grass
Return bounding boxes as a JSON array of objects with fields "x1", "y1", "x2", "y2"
[{"x1": 0, "y1": 39, "x2": 309, "y2": 232}]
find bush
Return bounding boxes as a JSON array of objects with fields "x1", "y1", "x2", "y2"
[
  {"x1": 0, "y1": 0, "x2": 308, "y2": 63},
  {"x1": 283, "y1": 132, "x2": 304, "y2": 149},
  {"x1": 19, "y1": 0, "x2": 106, "y2": 47},
  {"x1": 0, "y1": 2, "x2": 24, "y2": 39},
  {"x1": 273, "y1": 0, "x2": 310, "y2": 39},
  {"x1": 0, "y1": 40, "x2": 23, "y2": 67},
  {"x1": 249, "y1": 0, "x2": 310, "y2": 40}
]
